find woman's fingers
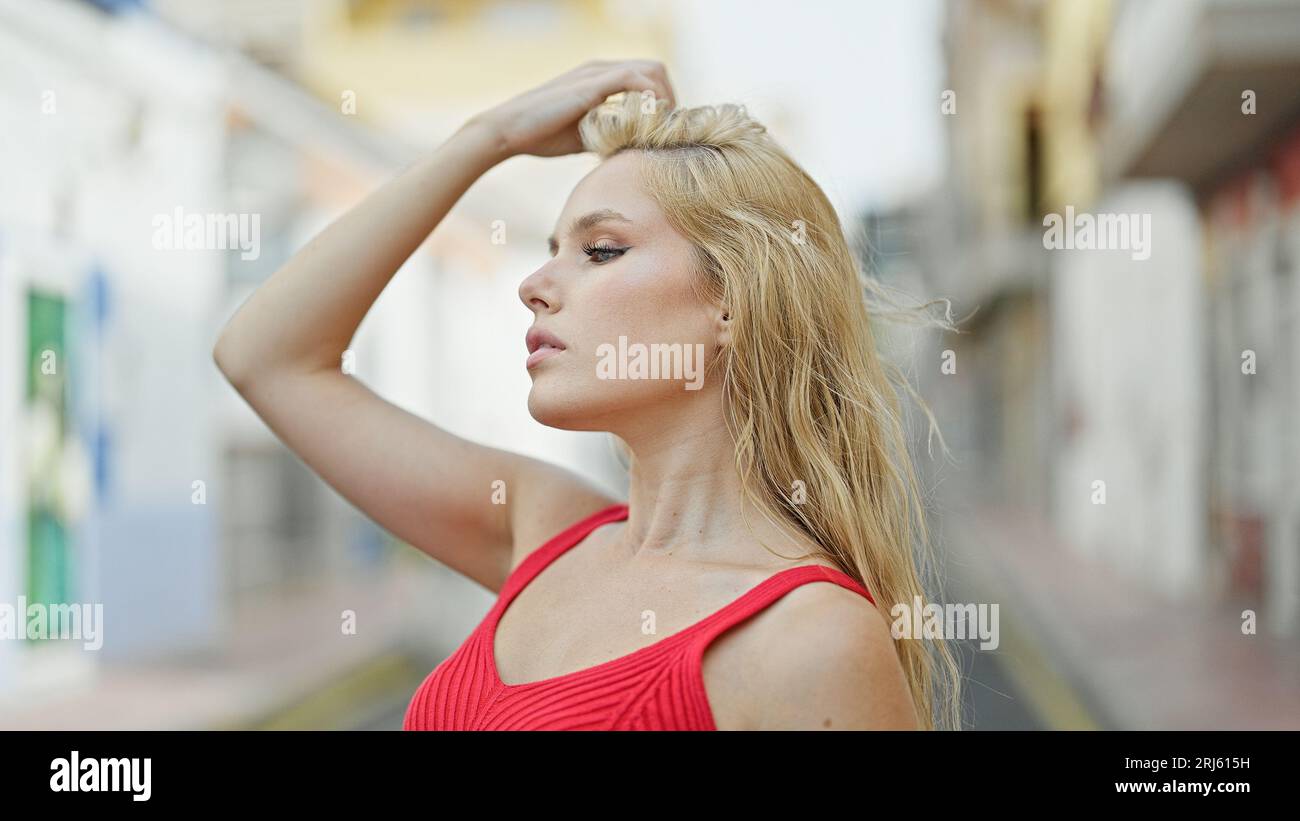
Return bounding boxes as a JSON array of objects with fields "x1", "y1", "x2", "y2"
[
  {"x1": 579, "y1": 62, "x2": 675, "y2": 111},
  {"x1": 638, "y1": 60, "x2": 676, "y2": 108},
  {"x1": 547, "y1": 59, "x2": 677, "y2": 110},
  {"x1": 472, "y1": 59, "x2": 676, "y2": 158}
]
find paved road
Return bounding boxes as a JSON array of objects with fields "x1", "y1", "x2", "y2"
[{"x1": 958, "y1": 636, "x2": 1046, "y2": 729}]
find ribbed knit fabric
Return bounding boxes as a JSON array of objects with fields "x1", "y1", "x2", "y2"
[{"x1": 403, "y1": 503, "x2": 876, "y2": 730}]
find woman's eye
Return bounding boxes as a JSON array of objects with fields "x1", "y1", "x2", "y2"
[{"x1": 582, "y1": 244, "x2": 627, "y2": 264}]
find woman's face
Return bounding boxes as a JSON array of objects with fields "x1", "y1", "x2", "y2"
[{"x1": 519, "y1": 150, "x2": 723, "y2": 433}]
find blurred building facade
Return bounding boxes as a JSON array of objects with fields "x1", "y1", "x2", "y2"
[{"x1": 890, "y1": 0, "x2": 1300, "y2": 727}]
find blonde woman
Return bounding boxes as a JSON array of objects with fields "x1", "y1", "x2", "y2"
[{"x1": 214, "y1": 60, "x2": 960, "y2": 730}]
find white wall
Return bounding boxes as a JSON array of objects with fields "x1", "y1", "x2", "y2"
[{"x1": 1051, "y1": 181, "x2": 1208, "y2": 597}]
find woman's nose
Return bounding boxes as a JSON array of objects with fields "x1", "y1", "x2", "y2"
[{"x1": 518, "y1": 265, "x2": 558, "y2": 313}]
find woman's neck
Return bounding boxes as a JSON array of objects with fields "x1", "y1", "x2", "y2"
[{"x1": 614, "y1": 407, "x2": 807, "y2": 567}]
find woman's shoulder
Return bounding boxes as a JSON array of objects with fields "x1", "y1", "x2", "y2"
[{"x1": 700, "y1": 565, "x2": 917, "y2": 729}]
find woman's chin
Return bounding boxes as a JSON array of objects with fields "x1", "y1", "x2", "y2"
[{"x1": 526, "y1": 389, "x2": 597, "y2": 431}]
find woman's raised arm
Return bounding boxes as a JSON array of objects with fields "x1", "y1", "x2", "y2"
[{"x1": 212, "y1": 61, "x2": 673, "y2": 591}]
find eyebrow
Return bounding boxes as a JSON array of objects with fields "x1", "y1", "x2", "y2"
[{"x1": 547, "y1": 209, "x2": 632, "y2": 256}]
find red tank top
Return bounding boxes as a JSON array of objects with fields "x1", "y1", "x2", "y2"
[{"x1": 402, "y1": 503, "x2": 876, "y2": 730}]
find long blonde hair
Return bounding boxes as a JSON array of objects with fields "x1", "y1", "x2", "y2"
[{"x1": 579, "y1": 93, "x2": 962, "y2": 730}]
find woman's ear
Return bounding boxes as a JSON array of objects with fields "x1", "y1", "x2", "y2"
[{"x1": 715, "y1": 308, "x2": 732, "y2": 348}]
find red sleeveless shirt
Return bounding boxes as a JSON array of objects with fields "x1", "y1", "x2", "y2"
[{"x1": 403, "y1": 503, "x2": 876, "y2": 730}]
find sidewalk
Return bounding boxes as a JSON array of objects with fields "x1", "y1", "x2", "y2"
[
  {"x1": 945, "y1": 507, "x2": 1300, "y2": 730},
  {"x1": 0, "y1": 559, "x2": 492, "y2": 730}
]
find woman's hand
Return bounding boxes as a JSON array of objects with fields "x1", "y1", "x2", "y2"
[{"x1": 469, "y1": 60, "x2": 676, "y2": 159}]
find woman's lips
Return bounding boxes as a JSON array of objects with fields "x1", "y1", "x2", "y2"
[
  {"x1": 526, "y1": 344, "x2": 564, "y2": 369},
  {"x1": 525, "y1": 326, "x2": 567, "y2": 370}
]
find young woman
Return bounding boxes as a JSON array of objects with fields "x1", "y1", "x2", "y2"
[{"x1": 213, "y1": 59, "x2": 960, "y2": 730}]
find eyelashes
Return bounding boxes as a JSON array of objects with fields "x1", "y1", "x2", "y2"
[{"x1": 581, "y1": 242, "x2": 628, "y2": 264}]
